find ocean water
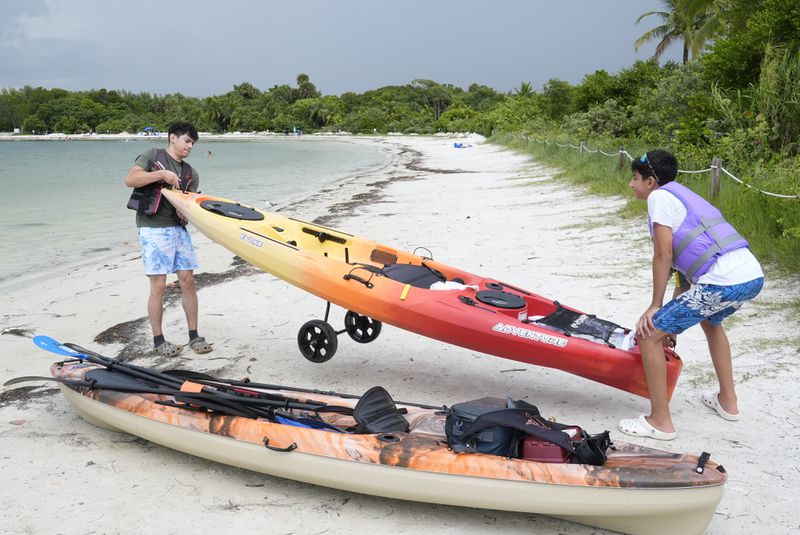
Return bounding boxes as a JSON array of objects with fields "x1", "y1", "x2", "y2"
[{"x1": 0, "y1": 138, "x2": 390, "y2": 287}]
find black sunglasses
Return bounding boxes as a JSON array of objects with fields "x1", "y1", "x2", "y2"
[{"x1": 640, "y1": 153, "x2": 661, "y2": 184}]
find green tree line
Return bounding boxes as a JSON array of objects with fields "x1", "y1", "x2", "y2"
[{"x1": 0, "y1": 0, "x2": 797, "y2": 268}]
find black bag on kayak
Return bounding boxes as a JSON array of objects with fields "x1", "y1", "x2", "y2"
[
  {"x1": 445, "y1": 397, "x2": 518, "y2": 456},
  {"x1": 571, "y1": 429, "x2": 612, "y2": 466},
  {"x1": 534, "y1": 303, "x2": 620, "y2": 344},
  {"x1": 446, "y1": 397, "x2": 611, "y2": 465}
]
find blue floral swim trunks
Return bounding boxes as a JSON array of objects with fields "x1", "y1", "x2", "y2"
[
  {"x1": 653, "y1": 277, "x2": 764, "y2": 335},
  {"x1": 138, "y1": 226, "x2": 199, "y2": 275}
]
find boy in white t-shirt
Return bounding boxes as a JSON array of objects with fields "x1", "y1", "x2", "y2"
[{"x1": 618, "y1": 150, "x2": 764, "y2": 441}]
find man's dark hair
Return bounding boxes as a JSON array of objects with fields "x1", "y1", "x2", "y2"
[
  {"x1": 631, "y1": 149, "x2": 678, "y2": 185},
  {"x1": 168, "y1": 121, "x2": 199, "y2": 142}
]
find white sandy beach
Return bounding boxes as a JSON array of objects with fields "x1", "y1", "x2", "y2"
[{"x1": 1, "y1": 135, "x2": 798, "y2": 534}]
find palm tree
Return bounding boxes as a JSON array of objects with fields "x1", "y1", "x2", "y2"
[
  {"x1": 515, "y1": 82, "x2": 534, "y2": 97},
  {"x1": 635, "y1": 0, "x2": 726, "y2": 64},
  {"x1": 203, "y1": 96, "x2": 231, "y2": 132},
  {"x1": 685, "y1": 0, "x2": 727, "y2": 59}
]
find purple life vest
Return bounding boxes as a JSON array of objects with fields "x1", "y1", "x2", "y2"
[
  {"x1": 126, "y1": 149, "x2": 193, "y2": 215},
  {"x1": 649, "y1": 182, "x2": 748, "y2": 283}
]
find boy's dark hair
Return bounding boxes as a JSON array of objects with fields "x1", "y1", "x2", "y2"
[
  {"x1": 168, "y1": 121, "x2": 199, "y2": 142},
  {"x1": 631, "y1": 149, "x2": 678, "y2": 185}
]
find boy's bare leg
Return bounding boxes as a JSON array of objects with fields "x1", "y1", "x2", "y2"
[
  {"x1": 638, "y1": 330, "x2": 675, "y2": 433},
  {"x1": 701, "y1": 320, "x2": 738, "y2": 415}
]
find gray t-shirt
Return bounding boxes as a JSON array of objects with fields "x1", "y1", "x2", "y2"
[{"x1": 132, "y1": 147, "x2": 200, "y2": 228}]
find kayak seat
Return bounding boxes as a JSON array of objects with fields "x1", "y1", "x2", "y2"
[
  {"x1": 381, "y1": 264, "x2": 446, "y2": 288},
  {"x1": 353, "y1": 261, "x2": 446, "y2": 289},
  {"x1": 353, "y1": 386, "x2": 409, "y2": 434},
  {"x1": 354, "y1": 247, "x2": 447, "y2": 288}
]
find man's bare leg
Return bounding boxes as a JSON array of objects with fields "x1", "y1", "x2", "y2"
[
  {"x1": 147, "y1": 274, "x2": 168, "y2": 337},
  {"x1": 176, "y1": 270, "x2": 198, "y2": 332}
]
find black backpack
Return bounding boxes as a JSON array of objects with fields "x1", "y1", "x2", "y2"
[{"x1": 445, "y1": 397, "x2": 611, "y2": 465}]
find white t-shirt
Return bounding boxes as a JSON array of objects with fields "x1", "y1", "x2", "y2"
[{"x1": 648, "y1": 189, "x2": 763, "y2": 285}]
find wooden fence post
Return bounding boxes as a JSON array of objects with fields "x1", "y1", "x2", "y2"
[
  {"x1": 617, "y1": 146, "x2": 626, "y2": 170},
  {"x1": 711, "y1": 157, "x2": 722, "y2": 199}
]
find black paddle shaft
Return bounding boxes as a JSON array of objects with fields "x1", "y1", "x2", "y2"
[
  {"x1": 162, "y1": 369, "x2": 443, "y2": 411},
  {"x1": 62, "y1": 343, "x2": 353, "y2": 415}
]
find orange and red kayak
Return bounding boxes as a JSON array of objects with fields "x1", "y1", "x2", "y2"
[
  {"x1": 40, "y1": 353, "x2": 723, "y2": 535},
  {"x1": 162, "y1": 189, "x2": 682, "y2": 399}
]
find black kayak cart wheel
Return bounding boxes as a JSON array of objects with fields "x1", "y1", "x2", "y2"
[
  {"x1": 297, "y1": 320, "x2": 338, "y2": 363},
  {"x1": 343, "y1": 311, "x2": 382, "y2": 344}
]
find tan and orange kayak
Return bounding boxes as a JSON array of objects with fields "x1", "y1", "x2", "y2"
[
  {"x1": 34, "y1": 340, "x2": 723, "y2": 535},
  {"x1": 161, "y1": 189, "x2": 682, "y2": 399}
]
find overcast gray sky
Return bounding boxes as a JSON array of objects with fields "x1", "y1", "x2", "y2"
[{"x1": 0, "y1": 0, "x2": 682, "y2": 96}]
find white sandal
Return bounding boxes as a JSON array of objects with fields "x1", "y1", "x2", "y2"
[
  {"x1": 701, "y1": 391, "x2": 740, "y2": 421},
  {"x1": 618, "y1": 414, "x2": 677, "y2": 441}
]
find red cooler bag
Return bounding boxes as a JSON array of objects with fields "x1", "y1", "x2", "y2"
[{"x1": 521, "y1": 426, "x2": 581, "y2": 463}]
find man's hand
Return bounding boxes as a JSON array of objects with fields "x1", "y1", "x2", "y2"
[{"x1": 161, "y1": 170, "x2": 181, "y2": 189}]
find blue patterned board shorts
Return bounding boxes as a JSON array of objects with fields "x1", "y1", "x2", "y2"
[
  {"x1": 653, "y1": 277, "x2": 764, "y2": 335},
  {"x1": 138, "y1": 226, "x2": 199, "y2": 275}
]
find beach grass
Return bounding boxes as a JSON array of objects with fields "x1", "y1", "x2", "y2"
[{"x1": 492, "y1": 133, "x2": 800, "y2": 283}]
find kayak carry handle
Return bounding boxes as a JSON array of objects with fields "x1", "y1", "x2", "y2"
[
  {"x1": 343, "y1": 268, "x2": 374, "y2": 289},
  {"x1": 263, "y1": 436, "x2": 297, "y2": 452}
]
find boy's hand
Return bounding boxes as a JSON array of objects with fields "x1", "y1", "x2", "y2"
[{"x1": 635, "y1": 305, "x2": 660, "y2": 339}]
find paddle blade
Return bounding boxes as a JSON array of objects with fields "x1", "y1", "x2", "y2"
[{"x1": 33, "y1": 336, "x2": 87, "y2": 359}]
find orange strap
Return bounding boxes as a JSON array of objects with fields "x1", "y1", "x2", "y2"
[{"x1": 180, "y1": 381, "x2": 204, "y2": 393}]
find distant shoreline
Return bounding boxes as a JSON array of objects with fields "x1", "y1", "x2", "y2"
[{"x1": 0, "y1": 131, "x2": 473, "y2": 142}]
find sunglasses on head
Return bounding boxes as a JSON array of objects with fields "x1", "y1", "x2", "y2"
[{"x1": 640, "y1": 152, "x2": 661, "y2": 184}]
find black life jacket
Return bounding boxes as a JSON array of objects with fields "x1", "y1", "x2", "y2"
[{"x1": 126, "y1": 149, "x2": 193, "y2": 215}]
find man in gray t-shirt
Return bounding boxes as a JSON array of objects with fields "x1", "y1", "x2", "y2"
[
  {"x1": 132, "y1": 146, "x2": 199, "y2": 227},
  {"x1": 124, "y1": 121, "x2": 213, "y2": 357}
]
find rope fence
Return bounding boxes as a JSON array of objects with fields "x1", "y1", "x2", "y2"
[{"x1": 521, "y1": 135, "x2": 799, "y2": 200}]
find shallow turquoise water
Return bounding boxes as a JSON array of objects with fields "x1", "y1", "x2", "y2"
[{"x1": 0, "y1": 138, "x2": 389, "y2": 284}]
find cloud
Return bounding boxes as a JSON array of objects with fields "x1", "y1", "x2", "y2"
[
  {"x1": 0, "y1": 0, "x2": 683, "y2": 96},
  {"x1": 0, "y1": 0, "x2": 49, "y2": 46},
  {"x1": 5, "y1": 1, "x2": 101, "y2": 42}
]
